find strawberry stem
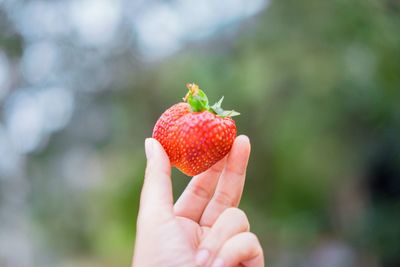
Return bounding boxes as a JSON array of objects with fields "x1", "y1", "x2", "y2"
[{"x1": 184, "y1": 83, "x2": 240, "y2": 118}]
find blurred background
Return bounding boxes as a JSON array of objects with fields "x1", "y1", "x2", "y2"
[{"x1": 0, "y1": 0, "x2": 399, "y2": 266}]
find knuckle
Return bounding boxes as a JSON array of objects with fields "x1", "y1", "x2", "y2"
[
  {"x1": 213, "y1": 190, "x2": 236, "y2": 207},
  {"x1": 189, "y1": 183, "x2": 212, "y2": 200}
]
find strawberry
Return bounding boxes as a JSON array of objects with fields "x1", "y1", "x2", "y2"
[{"x1": 152, "y1": 83, "x2": 239, "y2": 176}]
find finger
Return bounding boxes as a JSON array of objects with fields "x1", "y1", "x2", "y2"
[
  {"x1": 139, "y1": 138, "x2": 173, "y2": 217},
  {"x1": 200, "y1": 135, "x2": 251, "y2": 226},
  {"x1": 212, "y1": 232, "x2": 264, "y2": 267},
  {"x1": 195, "y1": 208, "x2": 250, "y2": 267},
  {"x1": 174, "y1": 157, "x2": 226, "y2": 222}
]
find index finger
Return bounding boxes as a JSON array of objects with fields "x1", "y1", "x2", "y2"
[{"x1": 199, "y1": 135, "x2": 251, "y2": 226}]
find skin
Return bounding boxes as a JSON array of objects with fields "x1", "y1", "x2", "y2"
[{"x1": 132, "y1": 135, "x2": 264, "y2": 267}]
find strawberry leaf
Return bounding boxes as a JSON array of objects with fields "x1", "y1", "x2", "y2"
[
  {"x1": 184, "y1": 83, "x2": 240, "y2": 117},
  {"x1": 210, "y1": 96, "x2": 240, "y2": 118}
]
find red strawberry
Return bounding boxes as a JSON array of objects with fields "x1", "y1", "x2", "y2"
[{"x1": 152, "y1": 83, "x2": 239, "y2": 176}]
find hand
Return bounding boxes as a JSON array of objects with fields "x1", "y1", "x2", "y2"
[{"x1": 132, "y1": 135, "x2": 264, "y2": 267}]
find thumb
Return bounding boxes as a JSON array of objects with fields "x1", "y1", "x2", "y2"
[{"x1": 139, "y1": 138, "x2": 173, "y2": 216}]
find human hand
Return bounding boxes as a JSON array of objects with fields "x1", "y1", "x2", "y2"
[{"x1": 132, "y1": 135, "x2": 264, "y2": 267}]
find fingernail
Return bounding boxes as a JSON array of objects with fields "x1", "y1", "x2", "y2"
[
  {"x1": 211, "y1": 258, "x2": 225, "y2": 267},
  {"x1": 145, "y1": 138, "x2": 154, "y2": 159},
  {"x1": 195, "y1": 249, "x2": 209, "y2": 266}
]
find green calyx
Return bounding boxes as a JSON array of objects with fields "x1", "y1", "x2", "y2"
[{"x1": 183, "y1": 83, "x2": 240, "y2": 118}]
